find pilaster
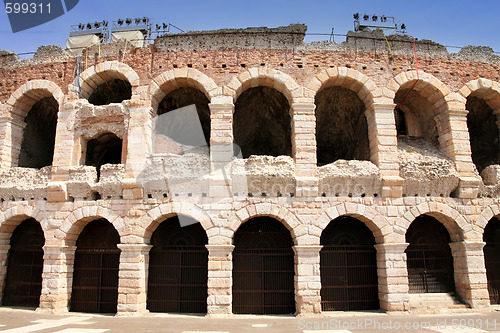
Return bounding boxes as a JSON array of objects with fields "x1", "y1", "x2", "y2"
[
  {"x1": 206, "y1": 244, "x2": 234, "y2": 317},
  {"x1": 116, "y1": 244, "x2": 152, "y2": 316},
  {"x1": 293, "y1": 245, "x2": 322, "y2": 316}
]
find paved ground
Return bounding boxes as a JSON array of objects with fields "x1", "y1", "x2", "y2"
[{"x1": 1, "y1": 307, "x2": 500, "y2": 333}]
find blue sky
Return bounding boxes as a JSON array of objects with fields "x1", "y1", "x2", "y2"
[{"x1": 1, "y1": 0, "x2": 499, "y2": 56}]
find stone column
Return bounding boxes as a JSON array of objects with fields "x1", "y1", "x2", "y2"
[
  {"x1": 367, "y1": 104, "x2": 404, "y2": 198},
  {"x1": 0, "y1": 116, "x2": 25, "y2": 170},
  {"x1": 435, "y1": 109, "x2": 481, "y2": 198},
  {"x1": 206, "y1": 244, "x2": 234, "y2": 317},
  {"x1": 38, "y1": 245, "x2": 77, "y2": 313},
  {"x1": 449, "y1": 241, "x2": 490, "y2": 308},
  {"x1": 375, "y1": 243, "x2": 410, "y2": 312},
  {"x1": 116, "y1": 244, "x2": 152, "y2": 316},
  {"x1": 291, "y1": 103, "x2": 318, "y2": 198},
  {"x1": 293, "y1": 245, "x2": 322, "y2": 316},
  {"x1": 208, "y1": 101, "x2": 235, "y2": 199},
  {"x1": 0, "y1": 245, "x2": 10, "y2": 304},
  {"x1": 122, "y1": 106, "x2": 153, "y2": 200}
]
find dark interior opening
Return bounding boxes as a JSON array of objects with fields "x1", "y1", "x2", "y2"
[
  {"x1": 466, "y1": 95, "x2": 499, "y2": 173},
  {"x1": 394, "y1": 88, "x2": 439, "y2": 145},
  {"x1": 88, "y1": 79, "x2": 132, "y2": 106},
  {"x1": 85, "y1": 133, "x2": 122, "y2": 179},
  {"x1": 315, "y1": 86, "x2": 370, "y2": 165},
  {"x1": 234, "y1": 86, "x2": 291, "y2": 158},
  {"x1": 18, "y1": 96, "x2": 58, "y2": 168},
  {"x1": 394, "y1": 107, "x2": 408, "y2": 136}
]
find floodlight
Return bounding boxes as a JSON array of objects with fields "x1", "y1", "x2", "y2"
[
  {"x1": 125, "y1": 18, "x2": 132, "y2": 25},
  {"x1": 353, "y1": 13, "x2": 359, "y2": 20},
  {"x1": 117, "y1": 19, "x2": 124, "y2": 26}
]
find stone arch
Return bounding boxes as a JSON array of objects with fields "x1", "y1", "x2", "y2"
[
  {"x1": 386, "y1": 70, "x2": 451, "y2": 114},
  {"x1": 306, "y1": 67, "x2": 377, "y2": 109},
  {"x1": 459, "y1": 79, "x2": 500, "y2": 172},
  {"x1": 142, "y1": 202, "x2": 215, "y2": 243},
  {"x1": 225, "y1": 68, "x2": 302, "y2": 106},
  {"x1": 227, "y1": 203, "x2": 303, "y2": 245},
  {"x1": 6, "y1": 80, "x2": 64, "y2": 120},
  {"x1": 0, "y1": 205, "x2": 47, "y2": 245},
  {"x1": 459, "y1": 78, "x2": 500, "y2": 110},
  {"x1": 60, "y1": 206, "x2": 125, "y2": 246},
  {"x1": 396, "y1": 202, "x2": 471, "y2": 242},
  {"x1": 313, "y1": 203, "x2": 391, "y2": 244},
  {"x1": 70, "y1": 61, "x2": 140, "y2": 101},
  {"x1": 149, "y1": 68, "x2": 219, "y2": 111},
  {"x1": 476, "y1": 204, "x2": 500, "y2": 236}
]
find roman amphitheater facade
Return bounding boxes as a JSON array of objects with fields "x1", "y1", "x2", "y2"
[{"x1": 0, "y1": 25, "x2": 500, "y2": 316}]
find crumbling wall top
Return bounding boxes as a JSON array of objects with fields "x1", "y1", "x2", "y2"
[{"x1": 154, "y1": 23, "x2": 307, "y2": 51}]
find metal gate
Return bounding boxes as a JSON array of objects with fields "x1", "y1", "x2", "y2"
[
  {"x1": 71, "y1": 219, "x2": 120, "y2": 313},
  {"x1": 483, "y1": 217, "x2": 500, "y2": 304},
  {"x1": 147, "y1": 217, "x2": 208, "y2": 313},
  {"x1": 3, "y1": 219, "x2": 44, "y2": 308},
  {"x1": 320, "y1": 217, "x2": 378, "y2": 311},
  {"x1": 406, "y1": 215, "x2": 455, "y2": 293},
  {"x1": 233, "y1": 217, "x2": 295, "y2": 315}
]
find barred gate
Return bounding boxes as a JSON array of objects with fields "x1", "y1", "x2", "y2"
[
  {"x1": 233, "y1": 217, "x2": 295, "y2": 314},
  {"x1": 147, "y1": 217, "x2": 208, "y2": 314},
  {"x1": 70, "y1": 248, "x2": 120, "y2": 313},
  {"x1": 483, "y1": 217, "x2": 500, "y2": 304},
  {"x1": 3, "y1": 219, "x2": 45, "y2": 308},
  {"x1": 70, "y1": 219, "x2": 120, "y2": 313},
  {"x1": 320, "y1": 217, "x2": 378, "y2": 311},
  {"x1": 406, "y1": 215, "x2": 455, "y2": 293}
]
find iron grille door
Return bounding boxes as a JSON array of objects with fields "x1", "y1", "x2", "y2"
[
  {"x1": 3, "y1": 246, "x2": 44, "y2": 307},
  {"x1": 320, "y1": 245, "x2": 378, "y2": 311},
  {"x1": 483, "y1": 246, "x2": 500, "y2": 303},
  {"x1": 147, "y1": 245, "x2": 208, "y2": 313},
  {"x1": 233, "y1": 248, "x2": 294, "y2": 314},
  {"x1": 406, "y1": 216, "x2": 455, "y2": 293},
  {"x1": 233, "y1": 218, "x2": 295, "y2": 315},
  {"x1": 2, "y1": 218, "x2": 44, "y2": 308},
  {"x1": 483, "y1": 218, "x2": 500, "y2": 304},
  {"x1": 71, "y1": 248, "x2": 120, "y2": 313},
  {"x1": 320, "y1": 217, "x2": 378, "y2": 311}
]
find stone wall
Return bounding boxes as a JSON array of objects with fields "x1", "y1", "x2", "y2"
[{"x1": 0, "y1": 25, "x2": 499, "y2": 316}]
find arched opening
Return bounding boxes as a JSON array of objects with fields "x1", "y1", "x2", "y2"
[
  {"x1": 315, "y1": 86, "x2": 370, "y2": 165},
  {"x1": 70, "y1": 219, "x2": 120, "y2": 314},
  {"x1": 466, "y1": 94, "x2": 500, "y2": 173},
  {"x1": 234, "y1": 87, "x2": 291, "y2": 158},
  {"x1": 147, "y1": 215, "x2": 208, "y2": 313},
  {"x1": 156, "y1": 87, "x2": 211, "y2": 149},
  {"x1": 320, "y1": 216, "x2": 378, "y2": 311},
  {"x1": 483, "y1": 217, "x2": 500, "y2": 304},
  {"x1": 405, "y1": 215, "x2": 455, "y2": 293},
  {"x1": 87, "y1": 79, "x2": 131, "y2": 106},
  {"x1": 2, "y1": 218, "x2": 44, "y2": 308},
  {"x1": 85, "y1": 133, "x2": 122, "y2": 179},
  {"x1": 18, "y1": 96, "x2": 58, "y2": 168},
  {"x1": 233, "y1": 217, "x2": 294, "y2": 314},
  {"x1": 394, "y1": 88, "x2": 439, "y2": 145}
]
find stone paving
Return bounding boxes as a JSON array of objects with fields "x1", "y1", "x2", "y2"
[{"x1": 1, "y1": 307, "x2": 500, "y2": 333}]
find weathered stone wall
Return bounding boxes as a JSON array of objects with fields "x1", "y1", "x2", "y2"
[{"x1": 0, "y1": 25, "x2": 499, "y2": 316}]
